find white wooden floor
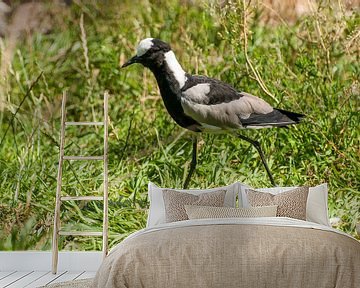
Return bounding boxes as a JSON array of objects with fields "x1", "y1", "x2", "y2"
[
  {"x1": 0, "y1": 270, "x2": 95, "y2": 288},
  {"x1": 0, "y1": 251, "x2": 102, "y2": 288}
]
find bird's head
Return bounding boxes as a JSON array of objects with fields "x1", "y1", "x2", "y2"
[{"x1": 122, "y1": 38, "x2": 171, "y2": 69}]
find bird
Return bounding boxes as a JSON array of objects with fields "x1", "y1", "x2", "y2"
[{"x1": 122, "y1": 38, "x2": 304, "y2": 188}]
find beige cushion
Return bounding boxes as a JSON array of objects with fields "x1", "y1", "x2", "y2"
[
  {"x1": 238, "y1": 183, "x2": 329, "y2": 226},
  {"x1": 184, "y1": 205, "x2": 278, "y2": 219},
  {"x1": 147, "y1": 182, "x2": 239, "y2": 228},
  {"x1": 162, "y1": 189, "x2": 226, "y2": 223},
  {"x1": 246, "y1": 186, "x2": 309, "y2": 220}
]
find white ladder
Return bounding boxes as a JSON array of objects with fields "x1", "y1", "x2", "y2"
[{"x1": 52, "y1": 91, "x2": 109, "y2": 274}]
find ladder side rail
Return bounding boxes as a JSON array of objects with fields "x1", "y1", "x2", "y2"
[
  {"x1": 102, "y1": 91, "x2": 109, "y2": 259},
  {"x1": 52, "y1": 91, "x2": 67, "y2": 274}
]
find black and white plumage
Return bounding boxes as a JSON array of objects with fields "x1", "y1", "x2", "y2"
[{"x1": 122, "y1": 38, "x2": 304, "y2": 187}]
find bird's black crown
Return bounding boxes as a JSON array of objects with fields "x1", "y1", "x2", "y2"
[{"x1": 149, "y1": 39, "x2": 171, "y2": 53}]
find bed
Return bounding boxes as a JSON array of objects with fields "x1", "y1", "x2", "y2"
[{"x1": 92, "y1": 182, "x2": 360, "y2": 288}]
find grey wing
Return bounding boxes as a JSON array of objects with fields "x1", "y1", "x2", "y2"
[{"x1": 180, "y1": 76, "x2": 274, "y2": 129}]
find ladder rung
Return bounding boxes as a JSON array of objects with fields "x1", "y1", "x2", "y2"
[
  {"x1": 65, "y1": 121, "x2": 104, "y2": 126},
  {"x1": 59, "y1": 231, "x2": 103, "y2": 236},
  {"x1": 61, "y1": 196, "x2": 103, "y2": 201},
  {"x1": 63, "y1": 156, "x2": 104, "y2": 160}
]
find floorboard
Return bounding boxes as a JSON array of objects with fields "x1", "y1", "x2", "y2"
[
  {"x1": 6, "y1": 271, "x2": 48, "y2": 288},
  {"x1": 0, "y1": 251, "x2": 99, "y2": 287},
  {"x1": 0, "y1": 271, "x2": 32, "y2": 287},
  {"x1": 0, "y1": 270, "x2": 96, "y2": 287},
  {"x1": 48, "y1": 271, "x2": 84, "y2": 284},
  {"x1": 23, "y1": 271, "x2": 66, "y2": 288},
  {"x1": 0, "y1": 272, "x2": 16, "y2": 281},
  {"x1": 75, "y1": 271, "x2": 96, "y2": 280}
]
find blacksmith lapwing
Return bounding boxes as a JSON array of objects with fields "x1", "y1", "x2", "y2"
[{"x1": 122, "y1": 38, "x2": 304, "y2": 188}]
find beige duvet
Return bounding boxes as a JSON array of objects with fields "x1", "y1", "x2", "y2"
[{"x1": 93, "y1": 218, "x2": 360, "y2": 288}]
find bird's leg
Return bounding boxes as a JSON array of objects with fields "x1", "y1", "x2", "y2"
[
  {"x1": 183, "y1": 136, "x2": 197, "y2": 189},
  {"x1": 236, "y1": 134, "x2": 276, "y2": 187}
]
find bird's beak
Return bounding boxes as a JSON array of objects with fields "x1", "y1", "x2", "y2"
[{"x1": 121, "y1": 55, "x2": 140, "y2": 68}]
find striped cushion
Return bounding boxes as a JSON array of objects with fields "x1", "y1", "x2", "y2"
[{"x1": 185, "y1": 205, "x2": 278, "y2": 219}]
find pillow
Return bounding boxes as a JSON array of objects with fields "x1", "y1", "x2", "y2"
[
  {"x1": 184, "y1": 205, "x2": 278, "y2": 219},
  {"x1": 246, "y1": 187, "x2": 309, "y2": 220},
  {"x1": 147, "y1": 182, "x2": 239, "y2": 228},
  {"x1": 163, "y1": 189, "x2": 226, "y2": 223},
  {"x1": 238, "y1": 183, "x2": 330, "y2": 226}
]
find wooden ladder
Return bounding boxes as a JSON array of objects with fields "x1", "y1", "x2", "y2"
[{"x1": 52, "y1": 91, "x2": 109, "y2": 274}]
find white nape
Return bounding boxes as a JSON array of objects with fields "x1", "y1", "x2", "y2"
[
  {"x1": 164, "y1": 51, "x2": 187, "y2": 88},
  {"x1": 137, "y1": 38, "x2": 154, "y2": 56}
]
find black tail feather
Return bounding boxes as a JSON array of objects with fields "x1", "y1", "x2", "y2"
[
  {"x1": 240, "y1": 108, "x2": 305, "y2": 128},
  {"x1": 274, "y1": 108, "x2": 305, "y2": 123}
]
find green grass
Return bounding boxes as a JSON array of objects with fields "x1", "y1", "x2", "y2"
[{"x1": 0, "y1": 0, "x2": 359, "y2": 250}]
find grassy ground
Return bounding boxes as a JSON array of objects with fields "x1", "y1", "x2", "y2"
[{"x1": 0, "y1": 0, "x2": 359, "y2": 250}]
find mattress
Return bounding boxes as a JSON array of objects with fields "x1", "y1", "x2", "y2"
[{"x1": 92, "y1": 217, "x2": 360, "y2": 288}]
